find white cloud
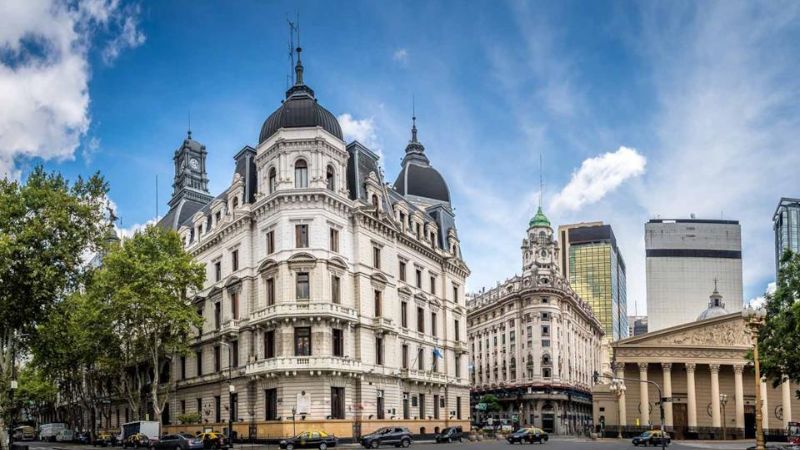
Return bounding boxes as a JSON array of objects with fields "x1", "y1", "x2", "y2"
[
  {"x1": 392, "y1": 48, "x2": 409, "y2": 65},
  {"x1": 746, "y1": 281, "x2": 777, "y2": 309},
  {"x1": 551, "y1": 146, "x2": 646, "y2": 212},
  {"x1": 115, "y1": 217, "x2": 158, "y2": 240},
  {"x1": 338, "y1": 113, "x2": 382, "y2": 154},
  {"x1": 101, "y1": 4, "x2": 146, "y2": 64},
  {"x1": 0, "y1": 0, "x2": 145, "y2": 179}
]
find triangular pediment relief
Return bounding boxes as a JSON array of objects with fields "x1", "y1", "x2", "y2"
[{"x1": 615, "y1": 313, "x2": 751, "y2": 349}]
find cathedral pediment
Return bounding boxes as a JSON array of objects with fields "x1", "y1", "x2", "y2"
[{"x1": 615, "y1": 313, "x2": 751, "y2": 349}]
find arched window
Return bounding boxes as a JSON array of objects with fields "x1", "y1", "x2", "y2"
[
  {"x1": 326, "y1": 165, "x2": 335, "y2": 191},
  {"x1": 542, "y1": 354, "x2": 551, "y2": 366},
  {"x1": 294, "y1": 159, "x2": 308, "y2": 188},
  {"x1": 372, "y1": 194, "x2": 379, "y2": 208},
  {"x1": 268, "y1": 167, "x2": 277, "y2": 194}
]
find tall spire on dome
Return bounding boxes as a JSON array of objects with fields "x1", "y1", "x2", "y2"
[
  {"x1": 401, "y1": 98, "x2": 430, "y2": 166},
  {"x1": 294, "y1": 46, "x2": 304, "y2": 85}
]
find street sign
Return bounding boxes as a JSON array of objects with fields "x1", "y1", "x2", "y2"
[{"x1": 476, "y1": 403, "x2": 488, "y2": 411}]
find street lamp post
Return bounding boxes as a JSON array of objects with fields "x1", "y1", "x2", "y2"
[
  {"x1": 743, "y1": 306, "x2": 767, "y2": 450},
  {"x1": 720, "y1": 393, "x2": 728, "y2": 440},
  {"x1": 597, "y1": 371, "x2": 666, "y2": 450},
  {"x1": 608, "y1": 378, "x2": 626, "y2": 439}
]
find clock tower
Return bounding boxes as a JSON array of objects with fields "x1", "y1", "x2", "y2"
[
  {"x1": 169, "y1": 131, "x2": 213, "y2": 209},
  {"x1": 522, "y1": 206, "x2": 559, "y2": 274}
]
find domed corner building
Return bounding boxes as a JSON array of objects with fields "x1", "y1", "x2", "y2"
[
  {"x1": 592, "y1": 285, "x2": 800, "y2": 441},
  {"x1": 467, "y1": 206, "x2": 605, "y2": 435},
  {"x1": 147, "y1": 49, "x2": 471, "y2": 438}
]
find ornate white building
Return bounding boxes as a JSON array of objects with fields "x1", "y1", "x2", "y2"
[
  {"x1": 467, "y1": 208, "x2": 603, "y2": 435},
  {"x1": 154, "y1": 49, "x2": 470, "y2": 439}
]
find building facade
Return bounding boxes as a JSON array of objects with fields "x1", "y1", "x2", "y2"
[
  {"x1": 627, "y1": 316, "x2": 648, "y2": 337},
  {"x1": 645, "y1": 219, "x2": 743, "y2": 332},
  {"x1": 593, "y1": 306, "x2": 799, "y2": 440},
  {"x1": 467, "y1": 208, "x2": 604, "y2": 435},
  {"x1": 774, "y1": 197, "x2": 800, "y2": 273},
  {"x1": 149, "y1": 51, "x2": 471, "y2": 439}
]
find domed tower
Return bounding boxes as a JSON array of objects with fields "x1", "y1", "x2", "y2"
[
  {"x1": 255, "y1": 47, "x2": 347, "y2": 196},
  {"x1": 522, "y1": 206, "x2": 559, "y2": 274},
  {"x1": 393, "y1": 116, "x2": 451, "y2": 209},
  {"x1": 697, "y1": 281, "x2": 729, "y2": 321}
]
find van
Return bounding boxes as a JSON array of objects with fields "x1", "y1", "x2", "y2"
[
  {"x1": 13, "y1": 426, "x2": 35, "y2": 441},
  {"x1": 39, "y1": 423, "x2": 67, "y2": 442}
]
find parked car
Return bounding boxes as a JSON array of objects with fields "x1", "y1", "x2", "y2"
[
  {"x1": 76, "y1": 432, "x2": 92, "y2": 444},
  {"x1": 507, "y1": 427, "x2": 548, "y2": 444},
  {"x1": 196, "y1": 431, "x2": 229, "y2": 450},
  {"x1": 95, "y1": 430, "x2": 118, "y2": 447},
  {"x1": 279, "y1": 431, "x2": 338, "y2": 450},
  {"x1": 434, "y1": 427, "x2": 463, "y2": 443},
  {"x1": 56, "y1": 430, "x2": 75, "y2": 442},
  {"x1": 124, "y1": 432, "x2": 153, "y2": 448},
  {"x1": 632, "y1": 430, "x2": 671, "y2": 447},
  {"x1": 154, "y1": 433, "x2": 204, "y2": 450},
  {"x1": 360, "y1": 427, "x2": 412, "y2": 448},
  {"x1": 12, "y1": 426, "x2": 35, "y2": 441}
]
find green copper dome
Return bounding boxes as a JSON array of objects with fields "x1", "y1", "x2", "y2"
[{"x1": 529, "y1": 206, "x2": 551, "y2": 228}]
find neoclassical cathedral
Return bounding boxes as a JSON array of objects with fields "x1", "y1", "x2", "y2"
[
  {"x1": 467, "y1": 208, "x2": 603, "y2": 434},
  {"x1": 153, "y1": 49, "x2": 470, "y2": 438}
]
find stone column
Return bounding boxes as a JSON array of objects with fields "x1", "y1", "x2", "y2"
[
  {"x1": 639, "y1": 363, "x2": 650, "y2": 426},
  {"x1": 662, "y1": 363, "x2": 673, "y2": 427},
  {"x1": 710, "y1": 364, "x2": 721, "y2": 428},
  {"x1": 616, "y1": 363, "x2": 627, "y2": 426},
  {"x1": 761, "y1": 379, "x2": 769, "y2": 431},
  {"x1": 734, "y1": 364, "x2": 745, "y2": 429},
  {"x1": 686, "y1": 363, "x2": 697, "y2": 428},
  {"x1": 783, "y1": 377, "x2": 793, "y2": 426}
]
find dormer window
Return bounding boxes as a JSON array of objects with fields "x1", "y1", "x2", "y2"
[
  {"x1": 326, "y1": 165, "x2": 335, "y2": 191},
  {"x1": 372, "y1": 194, "x2": 379, "y2": 209},
  {"x1": 232, "y1": 196, "x2": 239, "y2": 209},
  {"x1": 295, "y1": 159, "x2": 308, "y2": 188}
]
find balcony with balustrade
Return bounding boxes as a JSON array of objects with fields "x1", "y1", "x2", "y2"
[
  {"x1": 250, "y1": 302, "x2": 358, "y2": 327},
  {"x1": 245, "y1": 356, "x2": 363, "y2": 377}
]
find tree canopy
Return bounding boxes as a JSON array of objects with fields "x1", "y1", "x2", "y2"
[{"x1": 759, "y1": 250, "x2": 800, "y2": 388}]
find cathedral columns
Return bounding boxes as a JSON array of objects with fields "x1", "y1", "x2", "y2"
[
  {"x1": 661, "y1": 363, "x2": 673, "y2": 427},
  {"x1": 710, "y1": 364, "x2": 721, "y2": 428},
  {"x1": 783, "y1": 376, "x2": 793, "y2": 426},
  {"x1": 638, "y1": 363, "x2": 650, "y2": 426},
  {"x1": 734, "y1": 364, "x2": 744, "y2": 429},
  {"x1": 615, "y1": 363, "x2": 627, "y2": 427},
  {"x1": 686, "y1": 363, "x2": 697, "y2": 428}
]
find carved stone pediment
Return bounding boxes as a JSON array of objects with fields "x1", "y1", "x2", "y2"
[{"x1": 617, "y1": 314, "x2": 751, "y2": 349}]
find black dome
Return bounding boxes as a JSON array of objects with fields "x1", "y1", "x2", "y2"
[
  {"x1": 258, "y1": 49, "x2": 342, "y2": 144},
  {"x1": 394, "y1": 163, "x2": 451, "y2": 203}
]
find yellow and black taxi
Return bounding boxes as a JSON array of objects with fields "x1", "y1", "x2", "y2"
[
  {"x1": 279, "y1": 431, "x2": 338, "y2": 450},
  {"x1": 124, "y1": 432, "x2": 152, "y2": 448},
  {"x1": 632, "y1": 430, "x2": 671, "y2": 447},
  {"x1": 196, "y1": 431, "x2": 229, "y2": 450},
  {"x1": 94, "y1": 430, "x2": 118, "y2": 447},
  {"x1": 507, "y1": 427, "x2": 548, "y2": 444}
]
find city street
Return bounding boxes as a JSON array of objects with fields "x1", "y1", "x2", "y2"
[{"x1": 16, "y1": 438, "x2": 766, "y2": 450}]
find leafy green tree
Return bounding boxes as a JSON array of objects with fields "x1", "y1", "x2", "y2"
[
  {"x1": 759, "y1": 250, "x2": 800, "y2": 390},
  {"x1": 12, "y1": 366, "x2": 57, "y2": 426},
  {"x1": 91, "y1": 225, "x2": 205, "y2": 423},
  {"x1": 0, "y1": 167, "x2": 110, "y2": 444},
  {"x1": 480, "y1": 394, "x2": 502, "y2": 413}
]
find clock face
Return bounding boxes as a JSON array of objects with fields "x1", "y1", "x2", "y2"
[
  {"x1": 189, "y1": 158, "x2": 199, "y2": 170},
  {"x1": 536, "y1": 249, "x2": 550, "y2": 263}
]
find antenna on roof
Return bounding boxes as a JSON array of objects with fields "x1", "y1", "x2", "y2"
[
  {"x1": 187, "y1": 110, "x2": 192, "y2": 139},
  {"x1": 156, "y1": 175, "x2": 159, "y2": 219},
  {"x1": 539, "y1": 152, "x2": 544, "y2": 208},
  {"x1": 287, "y1": 15, "x2": 298, "y2": 84}
]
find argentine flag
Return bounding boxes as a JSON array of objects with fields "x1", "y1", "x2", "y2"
[{"x1": 432, "y1": 347, "x2": 443, "y2": 359}]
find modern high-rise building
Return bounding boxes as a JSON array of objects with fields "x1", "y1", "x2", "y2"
[
  {"x1": 645, "y1": 218, "x2": 743, "y2": 331},
  {"x1": 558, "y1": 223, "x2": 628, "y2": 341},
  {"x1": 626, "y1": 315, "x2": 648, "y2": 337},
  {"x1": 773, "y1": 197, "x2": 800, "y2": 273}
]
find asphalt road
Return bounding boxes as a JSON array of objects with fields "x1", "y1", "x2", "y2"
[{"x1": 16, "y1": 438, "x2": 764, "y2": 450}]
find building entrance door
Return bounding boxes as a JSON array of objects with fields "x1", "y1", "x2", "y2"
[
  {"x1": 541, "y1": 403, "x2": 555, "y2": 433},
  {"x1": 672, "y1": 404, "x2": 688, "y2": 439},
  {"x1": 744, "y1": 405, "x2": 756, "y2": 439}
]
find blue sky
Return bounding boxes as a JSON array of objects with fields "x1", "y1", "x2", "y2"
[{"x1": 3, "y1": 0, "x2": 800, "y2": 314}]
